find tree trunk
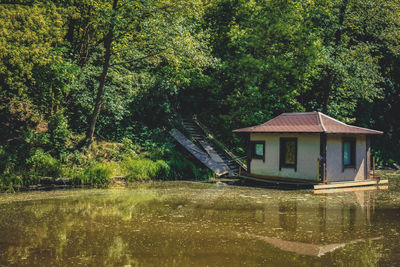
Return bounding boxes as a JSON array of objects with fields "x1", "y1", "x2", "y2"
[
  {"x1": 86, "y1": 0, "x2": 118, "y2": 145},
  {"x1": 322, "y1": 71, "x2": 334, "y2": 114},
  {"x1": 322, "y1": 0, "x2": 349, "y2": 114}
]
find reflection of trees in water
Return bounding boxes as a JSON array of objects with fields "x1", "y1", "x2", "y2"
[
  {"x1": 323, "y1": 239, "x2": 384, "y2": 266},
  {"x1": 0, "y1": 189, "x2": 165, "y2": 265},
  {"x1": 0, "y1": 187, "x2": 395, "y2": 265},
  {"x1": 279, "y1": 200, "x2": 297, "y2": 232}
]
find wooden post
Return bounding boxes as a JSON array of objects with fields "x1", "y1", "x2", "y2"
[
  {"x1": 323, "y1": 162, "x2": 326, "y2": 184},
  {"x1": 317, "y1": 158, "x2": 320, "y2": 182},
  {"x1": 239, "y1": 165, "x2": 242, "y2": 176},
  {"x1": 372, "y1": 156, "x2": 376, "y2": 179}
]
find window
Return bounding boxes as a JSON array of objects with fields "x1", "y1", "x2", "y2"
[
  {"x1": 342, "y1": 138, "x2": 356, "y2": 170},
  {"x1": 279, "y1": 138, "x2": 297, "y2": 171},
  {"x1": 251, "y1": 141, "x2": 265, "y2": 161}
]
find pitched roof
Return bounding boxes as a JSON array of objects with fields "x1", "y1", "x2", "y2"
[{"x1": 233, "y1": 112, "x2": 383, "y2": 135}]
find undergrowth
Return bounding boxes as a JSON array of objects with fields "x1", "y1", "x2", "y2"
[{"x1": 0, "y1": 137, "x2": 213, "y2": 191}]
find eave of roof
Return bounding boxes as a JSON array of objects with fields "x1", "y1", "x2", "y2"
[{"x1": 233, "y1": 112, "x2": 383, "y2": 135}]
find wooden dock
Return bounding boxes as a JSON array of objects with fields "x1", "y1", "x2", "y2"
[
  {"x1": 238, "y1": 174, "x2": 317, "y2": 189},
  {"x1": 313, "y1": 179, "x2": 388, "y2": 190},
  {"x1": 314, "y1": 185, "x2": 388, "y2": 194},
  {"x1": 238, "y1": 173, "x2": 389, "y2": 191}
]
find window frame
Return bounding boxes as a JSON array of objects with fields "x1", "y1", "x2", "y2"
[
  {"x1": 342, "y1": 137, "x2": 356, "y2": 171},
  {"x1": 251, "y1": 141, "x2": 265, "y2": 162},
  {"x1": 279, "y1": 138, "x2": 298, "y2": 171}
]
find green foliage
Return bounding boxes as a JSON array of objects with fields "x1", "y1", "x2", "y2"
[
  {"x1": 78, "y1": 163, "x2": 113, "y2": 185},
  {"x1": 48, "y1": 110, "x2": 72, "y2": 157},
  {"x1": 201, "y1": 0, "x2": 322, "y2": 141},
  {"x1": 26, "y1": 149, "x2": 63, "y2": 178},
  {"x1": 66, "y1": 162, "x2": 113, "y2": 185},
  {"x1": 166, "y1": 151, "x2": 201, "y2": 180},
  {"x1": 0, "y1": 2, "x2": 65, "y2": 96},
  {"x1": 1, "y1": 0, "x2": 400, "y2": 185},
  {"x1": 123, "y1": 157, "x2": 170, "y2": 181}
]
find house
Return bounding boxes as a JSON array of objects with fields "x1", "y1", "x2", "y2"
[{"x1": 233, "y1": 112, "x2": 383, "y2": 183}]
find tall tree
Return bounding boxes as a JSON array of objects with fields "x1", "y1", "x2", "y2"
[
  {"x1": 86, "y1": 0, "x2": 118, "y2": 144},
  {"x1": 204, "y1": 0, "x2": 321, "y2": 130},
  {"x1": 80, "y1": 0, "x2": 213, "y2": 144},
  {"x1": 301, "y1": 0, "x2": 400, "y2": 122}
]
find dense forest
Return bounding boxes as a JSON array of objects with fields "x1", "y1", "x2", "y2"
[{"x1": 1, "y1": 0, "x2": 400, "y2": 187}]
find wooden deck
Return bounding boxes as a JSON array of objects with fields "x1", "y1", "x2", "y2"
[
  {"x1": 314, "y1": 185, "x2": 388, "y2": 194},
  {"x1": 238, "y1": 174, "x2": 317, "y2": 188},
  {"x1": 313, "y1": 179, "x2": 388, "y2": 190},
  {"x1": 238, "y1": 173, "x2": 389, "y2": 191}
]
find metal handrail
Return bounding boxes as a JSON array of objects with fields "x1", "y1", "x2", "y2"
[{"x1": 192, "y1": 115, "x2": 247, "y2": 171}]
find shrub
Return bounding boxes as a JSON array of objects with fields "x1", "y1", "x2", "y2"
[
  {"x1": 167, "y1": 151, "x2": 199, "y2": 179},
  {"x1": 48, "y1": 110, "x2": 72, "y2": 156},
  {"x1": 118, "y1": 138, "x2": 136, "y2": 159},
  {"x1": 0, "y1": 145, "x2": 13, "y2": 175},
  {"x1": 26, "y1": 149, "x2": 62, "y2": 177}
]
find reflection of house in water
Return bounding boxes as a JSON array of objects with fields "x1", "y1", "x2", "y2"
[
  {"x1": 279, "y1": 200, "x2": 297, "y2": 231},
  {"x1": 242, "y1": 232, "x2": 381, "y2": 257},
  {"x1": 244, "y1": 190, "x2": 381, "y2": 256}
]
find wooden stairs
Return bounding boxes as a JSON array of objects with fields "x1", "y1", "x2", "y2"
[{"x1": 169, "y1": 117, "x2": 246, "y2": 177}]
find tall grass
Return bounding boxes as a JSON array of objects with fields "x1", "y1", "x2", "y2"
[
  {"x1": 123, "y1": 157, "x2": 170, "y2": 181},
  {"x1": 69, "y1": 163, "x2": 114, "y2": 185}
]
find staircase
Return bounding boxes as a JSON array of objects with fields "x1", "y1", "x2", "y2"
[{"x1": 180, "y1": 118, "x2": 243, "y2": 177}]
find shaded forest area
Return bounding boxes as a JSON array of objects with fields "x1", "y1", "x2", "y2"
[{"x1": 1, "y1": 0, "x2": 400, "y2": 186}]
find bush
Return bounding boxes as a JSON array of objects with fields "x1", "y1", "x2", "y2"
[
  {"x1": 0, "y1": 145, "x2": 14, "y2": 175},
  {"x1": 123, "y1": 157, "x2": 170, "y2": 181},
  {"x1": 48, "y1": 110, "x2": 72, "y2": 156},
  {"x1": 119, "y1": 138, "x2": 136, "y2": 158},
  {"x1": 26, "y1": 149, "x2": 62, "y2": 177},
  {"x1": 167, "y1": 151, "x2": 208, "y2": 180}
]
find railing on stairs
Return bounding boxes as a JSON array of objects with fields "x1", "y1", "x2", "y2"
[{"x1": 192, "y1": 115, "x2": 247, "y2": 172}]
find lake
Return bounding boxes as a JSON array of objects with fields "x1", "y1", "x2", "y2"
[{"x1": 0, "y1": 172, "x2": 399, "y2": 266}]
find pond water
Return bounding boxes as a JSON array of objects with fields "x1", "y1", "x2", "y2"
[{"x1": 1, "y1": 173, "x2": 400, "y2": 266}]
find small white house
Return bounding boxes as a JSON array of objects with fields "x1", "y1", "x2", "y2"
[{"x1": 234, "y1": 112, "x2": 383, "y2": 183}]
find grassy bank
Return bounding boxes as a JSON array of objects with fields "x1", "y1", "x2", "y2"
[{"x1": 0, "y1": 138, "x2": 213, "y2": 192}]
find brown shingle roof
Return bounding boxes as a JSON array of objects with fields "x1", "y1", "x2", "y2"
[{"x1": 233, "y1": 112, "x2": 383, "y2": 135}]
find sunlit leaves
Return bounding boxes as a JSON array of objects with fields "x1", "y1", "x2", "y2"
[{"x1": 0, "y1": 3, "x2": 65, "y2": 96}]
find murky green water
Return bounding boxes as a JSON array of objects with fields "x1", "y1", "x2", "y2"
[{"x1": 1, "y1": 173, "x2": 400, "y2": 266}]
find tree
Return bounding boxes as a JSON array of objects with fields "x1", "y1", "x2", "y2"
[
  {"x1": 301, "y1": 0, "x2": 400, "y2": 122},
  {"x1": 204, "y1": 0, "x2": 321, "y2": 130},
  {"x1": 0, "y1": 2, "x2": 65, "y2": 98},
  {"x1": 73, "y1": 0, "x2": 214, "y2": 144},
  {"x1": 86, "y1": 0, "x2": 118, "y2": 145}
]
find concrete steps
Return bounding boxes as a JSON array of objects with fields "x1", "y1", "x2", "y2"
[{"x1": 181, "y1": 119, "x2": 240, "y2": 177}]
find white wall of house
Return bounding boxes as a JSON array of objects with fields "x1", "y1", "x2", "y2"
[
  {"x1": 250, "y1": 133, "x2": 320, "y2": 181},
  {"x1": 326, "y1": 134, "x2": 366, "y2": 182}
]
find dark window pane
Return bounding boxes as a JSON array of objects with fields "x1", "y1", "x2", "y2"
[
  {"x1": 285, "y1": 141, "x2": 296, "y2": 165},
  {"x1": 343, "y1": 141, "x2": 351, "y2": 166}
]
